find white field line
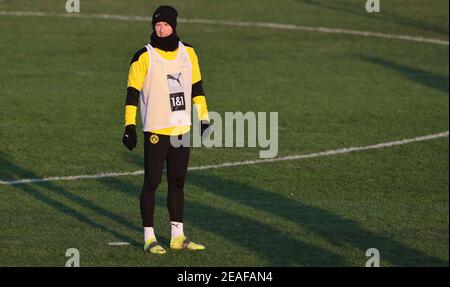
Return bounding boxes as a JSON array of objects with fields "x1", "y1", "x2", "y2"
[
  {"x1": 0, "y1": 131, "x2": 448, "y2": 186},
  {"x1": 0, "y1": 10, "x2": 448, "y2": 46}
]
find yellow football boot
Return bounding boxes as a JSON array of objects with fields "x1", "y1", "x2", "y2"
[
  {"x1": 144, "y1": 237, "x2": 166, "y2": 254},
  {"x1": 170, "y1": 235, "x2": 205, "y2": 250}
]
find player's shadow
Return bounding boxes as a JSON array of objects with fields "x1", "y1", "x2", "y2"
[
  {"x1": 100, "y1": 176, "x2": 348, "y2": 266},
  {"x1": 361, "y1": 55, "x2": 449, "y2": 94},
  {"x1": 121, "y1": 148, "x2": 145, "y2": 167},
  {"x1": 187, "y1": 171, "x2": 448, "y2": 267},
  {"x1": 299, "y1": 0, "x2": 449, "y2": 36},
  {"x1": 0, "y1": 152, "x2": 141, "y2": 247}
]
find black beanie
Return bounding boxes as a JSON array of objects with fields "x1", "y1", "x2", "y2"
[{"x1": 152, "y1": 5, "x2": 178, "y2": 31}]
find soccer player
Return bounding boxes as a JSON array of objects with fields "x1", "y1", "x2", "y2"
[{"x1": 122, "y1": 5, "x2": 210, "y2": 254}]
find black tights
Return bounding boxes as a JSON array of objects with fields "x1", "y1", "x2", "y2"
[{"x1": 140, "y1": 132, "x2": 190, "y2": 227}]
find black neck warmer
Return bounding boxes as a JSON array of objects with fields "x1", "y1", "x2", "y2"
[{"x1": 150, "y1": 32, "x2": 180, "y2": 52}]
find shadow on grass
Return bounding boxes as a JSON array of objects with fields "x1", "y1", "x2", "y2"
[
  {"x1": 361, "y1": 55, "x2": 449, "y2": 94},
  {"x1": 300, "y1": 0, "x2": 449, "y2": 36},
  {"x1": 100, "y1": 176, "x2": 348, "y2": 266},
  {"x1": 0, "y1": 152, "x2": 141, "y2": 247},
  {"x1": 187, "y1": 171, "x2": 448, "y2": 267},
  {"x1": 101, "y1": 155, "x2": 447, "y2": 265}
]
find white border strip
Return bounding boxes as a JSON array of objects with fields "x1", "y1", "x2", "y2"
[
  {"x1": 0, "y1": 11, "x2": 448, "y2": 46},
  {"x1": 1, "y1": 131, "x2": 448, "y2": 186}
]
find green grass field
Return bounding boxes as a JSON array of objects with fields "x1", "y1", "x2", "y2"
[{"x1": 0, "y1": 0, "x2": 448, "y2": 267}]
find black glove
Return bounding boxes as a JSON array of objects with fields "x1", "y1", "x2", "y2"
[
  {"x1": 122, "y1": 125, "x2": 137, "y2": 150},
  {"x1": 201, "y1": 120, "x2": 210, "y2": 139}
]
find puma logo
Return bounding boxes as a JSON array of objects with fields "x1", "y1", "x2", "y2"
[
  {"x1": 167, "y1": 73, "x2": 182, "y2": 87},
  {"x1": 171, "y1": 223, "x2": 180, "y2": 228}
]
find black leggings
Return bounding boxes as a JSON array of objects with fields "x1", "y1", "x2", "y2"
[{"x1": 140, "y1": 132, "x2": 190, "y2": 227}]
